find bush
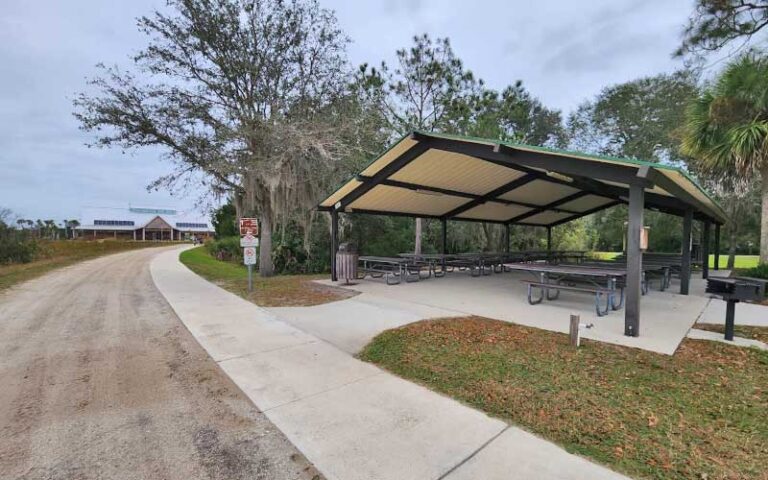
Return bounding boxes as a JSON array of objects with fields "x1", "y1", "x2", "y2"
[
  {"x1": 205, "y1": 236, "x2": 242, "y2": 262},
  {"x1": 0, "y1": 223, "x2": 37, "y2": 264},
  {"x1": 0, "y1": 237, "x2": 37, "y2": 264},
  {"x1": 743, "y1": 263, "x2": 768, "y2": 280}
]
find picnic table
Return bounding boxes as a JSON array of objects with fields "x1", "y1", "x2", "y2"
[
  {"x1": 565, "y1": 260, "x2": 671, "y2": 292},
  {"x1": 359, "y1": 256, "x2": 433, "y2": 285},
  {"x1": 503, "y1": 263, "x2": 632, "y2": 316}
]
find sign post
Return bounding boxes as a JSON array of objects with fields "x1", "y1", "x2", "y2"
[
  {"x1": 243, "y1": 246, "x2": 257, "y2": 291},
  {"x1": 239, "y1": 218, "x2": 259, "y2": 293}
]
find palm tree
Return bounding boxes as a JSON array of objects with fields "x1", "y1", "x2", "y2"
[{"x1": 681, "y1": 53, "x2": 768, "y2": 264}]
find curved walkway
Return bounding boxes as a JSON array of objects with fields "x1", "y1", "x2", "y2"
[{"x1": 151, "y1": 246, "x2": 629, "y2": 480}]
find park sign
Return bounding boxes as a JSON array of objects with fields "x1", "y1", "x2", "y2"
[
  {"x1": 243, "y1": 246, "x2": 257, "y2": 266},
  {"x1": 239, "y1": 218, "x2": 258, "y2": 236},
  {"x1": 240, "y1": 233, "x2": 259, "y2": 247}
]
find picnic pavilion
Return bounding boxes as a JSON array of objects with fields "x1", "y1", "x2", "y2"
[{"x1": 318, "y1": 131, "x2": 728, "y2": 339}]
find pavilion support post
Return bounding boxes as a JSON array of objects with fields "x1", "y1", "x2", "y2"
[
  {"x1": 680, "y1": 209, "x2": 693, "y2": 295},
  {"x1": 142, "y1": 228, "x2": 145, "y2": 241},
  {"x1": 133, "y1": 230, "x2": 136, "y2": 241},
  {"x1": 625, "y1": 182, "x2": 644, "y2": 337},
  {"x1": 505, "y1": 223, "x2": 510, "y2": 253},
  {"x1": 546, "y1": 226, "x2": 552, "y2": 261},
  {"x1": 701, "y1": 221, "x2": 711, "y2": 279},
  {"x1": 714, "y1": 224, "x2": 721, "y2": 271},
  {"x1": 330, "y1": 210, "x2": 339, "y2": 282},
  {"x1": 441, "y1": 219, "x2": 447, "y2": 255}
]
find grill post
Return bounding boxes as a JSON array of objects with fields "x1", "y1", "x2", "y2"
[{"x1": 725, "y1": 300, "x2": 736, "y2": 341}]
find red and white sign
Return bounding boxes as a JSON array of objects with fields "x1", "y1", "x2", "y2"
[
  {"x1": 239, "y1": 218, "x2": 259, "y2": 236},
  {"x1": 243, "y1": 246, "x2": 257, "y2": 265},
  {"x1": 240, "y1": 233, "x2": 259, "y2": 248}
]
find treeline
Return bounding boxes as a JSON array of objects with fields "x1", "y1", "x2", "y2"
[
  {"x1": 0, "y1": 208, "x2": 83, "y2": 264},
  {"x1": 74, "y1": 0, "x2": 767, "y2": 276}
]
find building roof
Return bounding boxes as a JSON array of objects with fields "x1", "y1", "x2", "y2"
[
  {"x1": 77, "y1": 206, "x2": 214, "y2": 232},
  {"x1": 319, "y1": 131, "x2": 727, "y2": 226}
]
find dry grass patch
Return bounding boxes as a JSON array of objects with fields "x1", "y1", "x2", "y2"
[
  {"x1": 0, "y1": 240, "x2": 175, "y2": 291},
  {"x1": 360, "y1": 317, "x2": 768, "y2": 480},
  {"x1": 179, "y1": 246, "x2": 356, "y2": 307}
]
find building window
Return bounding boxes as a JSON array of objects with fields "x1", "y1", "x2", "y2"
[
  {"x1": 94, "y1": 220, "x2": 135, "y2": 226},
  {"x1": 176, "y1": 222, "x2": 207, "y2": 229}
]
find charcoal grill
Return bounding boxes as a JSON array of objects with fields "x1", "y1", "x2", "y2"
[{"x1": 705, "y1": 277, "x2": 767, "y2": 340}]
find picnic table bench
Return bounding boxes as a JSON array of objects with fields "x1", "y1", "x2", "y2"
[{"x1": 504, "y1": 263, "x2": 629, "y2": 316}]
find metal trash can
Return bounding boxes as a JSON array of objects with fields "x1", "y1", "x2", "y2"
[{"x1": 336, "y1": 242, "x2": 358, "y2": 285}]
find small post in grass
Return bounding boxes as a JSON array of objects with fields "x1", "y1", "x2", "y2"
[{"x1": 570, "y1": 314, "x2": 580, "y2": 347}]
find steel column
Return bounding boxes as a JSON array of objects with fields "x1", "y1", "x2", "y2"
[
  {"x1": 714, "y1": 224, "x2": 721, "y2": 271},
  {"x1": 680, "y1": 209, "x2": 693, "y2": 295},
  {"x1": 330, "y1": 210, "x2": 339, "y2": 281},
  {"x1": 702, "y1": 221, "x2": 711, "y2": 279},
  {"x1": 441, "y1": 218, "x2": 448, "y2": 255},
  {"x1": 725, "y1": 300, "x2": 736, "y2": 341},
  {"x1": 546, "y1": 226, "x2": 552, "y2": 261},
  {"x1": 625, "y1": 182, "x2": 644, "y2": 337}
]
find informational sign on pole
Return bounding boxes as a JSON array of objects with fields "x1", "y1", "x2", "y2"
[
  {"x1": 239, "y1": 218, "x2": 259, "y2": 292},
  {"x1": 240, "y1": 233, "x2": 259, "y2": 248},
  {"x1": 243, "y1": 247, "x2": 257, "y2": 265},
  {"x1": 239, "y1": 218, "x2": 259, "y2": 236}
]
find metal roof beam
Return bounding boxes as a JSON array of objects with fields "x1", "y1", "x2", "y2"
[
  {"x1": 507, "y1": 191, "x2": 591, "y2": 224},
  {"x1": 337, "y1": 134, "x2": 429, "y2": 210},
  {"x1": 440, "y1": 174, "x2": 539, "y2": 219},
  {"x1": 368, "y1": 177, "x2": 580, "y2": 214}
]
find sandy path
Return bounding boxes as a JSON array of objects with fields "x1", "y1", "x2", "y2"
[{"x1": 0, "y1": 247, "x2": 322, "y2": 480}]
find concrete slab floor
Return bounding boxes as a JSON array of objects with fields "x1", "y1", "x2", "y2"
[
  {"x1": 152, "y1": 247, "x2": 631, "y2": 480},
  {"x1": 269, "y1": 294, "x2": 462, "y2": 354},
  {"x1": 314, "y1": 270, "x2": 712, "y2": 355},
  {"x1": 687, "y1": 328, "x2": 768, "y2": 350}
]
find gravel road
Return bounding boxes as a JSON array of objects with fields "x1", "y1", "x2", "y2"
[{"x1": 0, "y1": 247, "x2": 323, "y2": 480}]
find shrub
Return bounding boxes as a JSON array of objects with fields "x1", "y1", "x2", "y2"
[
  {"x1": 205, "y1": 236, "x2": 242, "y2": 262},
  {"x1": 742, "y1": 263, "x2": 768, "y2": 280},
  {"x1": 0, "y1": 237, "x2": 37, "y2": 264}
]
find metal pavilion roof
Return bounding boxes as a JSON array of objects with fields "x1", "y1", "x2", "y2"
[{"x1": 318, "y1": 131, "x2": 727, "y2": 226}]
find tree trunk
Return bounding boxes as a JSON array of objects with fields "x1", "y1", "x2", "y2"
[
  {"x1": 414, "y1": 218, "x2": 422, "y2": 254},
  {"x1": 259, "y1": 210, "x2": 274, "y2": 277},
  {"x1": 761, "y1": 165, "x2": 768, "y2": 264},
  {"x1": 727, "y1": 223, "x2": 737, "y2": 270}
]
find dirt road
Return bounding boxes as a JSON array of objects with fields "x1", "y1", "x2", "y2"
[{"x1": 0, "y1": 247, "x2": 323, "y2": 480}]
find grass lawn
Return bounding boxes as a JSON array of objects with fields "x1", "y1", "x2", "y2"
[
  {"x1": 179, "y1": 246, "x2": 355, "y2": 307},
  {"x1": 694, "y1": 324, "x2": 768, "y2": 344},
  {"x1": 591, "y1": 252, "x2": 760, "y2": 270},
  {"x1": 360, "y1": 317, "x2": 768, "y2": 480},
  {"x1": 0, "y1": 240, "x2": 175, "y2": 291}
]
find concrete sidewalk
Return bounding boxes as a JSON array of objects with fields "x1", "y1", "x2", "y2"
[{"x1": 151, "y1": 247, "x2": 629, "y2": 480}]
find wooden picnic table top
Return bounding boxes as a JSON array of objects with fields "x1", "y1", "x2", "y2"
[{"x1": 503, "y1": 262, "x2": 628, "y2": 278}]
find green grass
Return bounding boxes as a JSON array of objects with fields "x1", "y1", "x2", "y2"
[
  {"x1": 179, "y1": 246, "x2": 355, "y2": 307},
  {"x1": 710, "y1": 254, "x2": 759, "y2": 269},
  {"x1": 360, "y1": 317, "x2": 768, "y2": 480},
  {"x1": 0, "y1": 240, "x2": 175, "y2": 291},
  {"x1": 591, "y1": 252, "x2": 759, "y2": 269}
]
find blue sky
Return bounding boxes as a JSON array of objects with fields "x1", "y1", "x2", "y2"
[{"x1": 0, "y1": 0, "x2": 695, "y2": 221}]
